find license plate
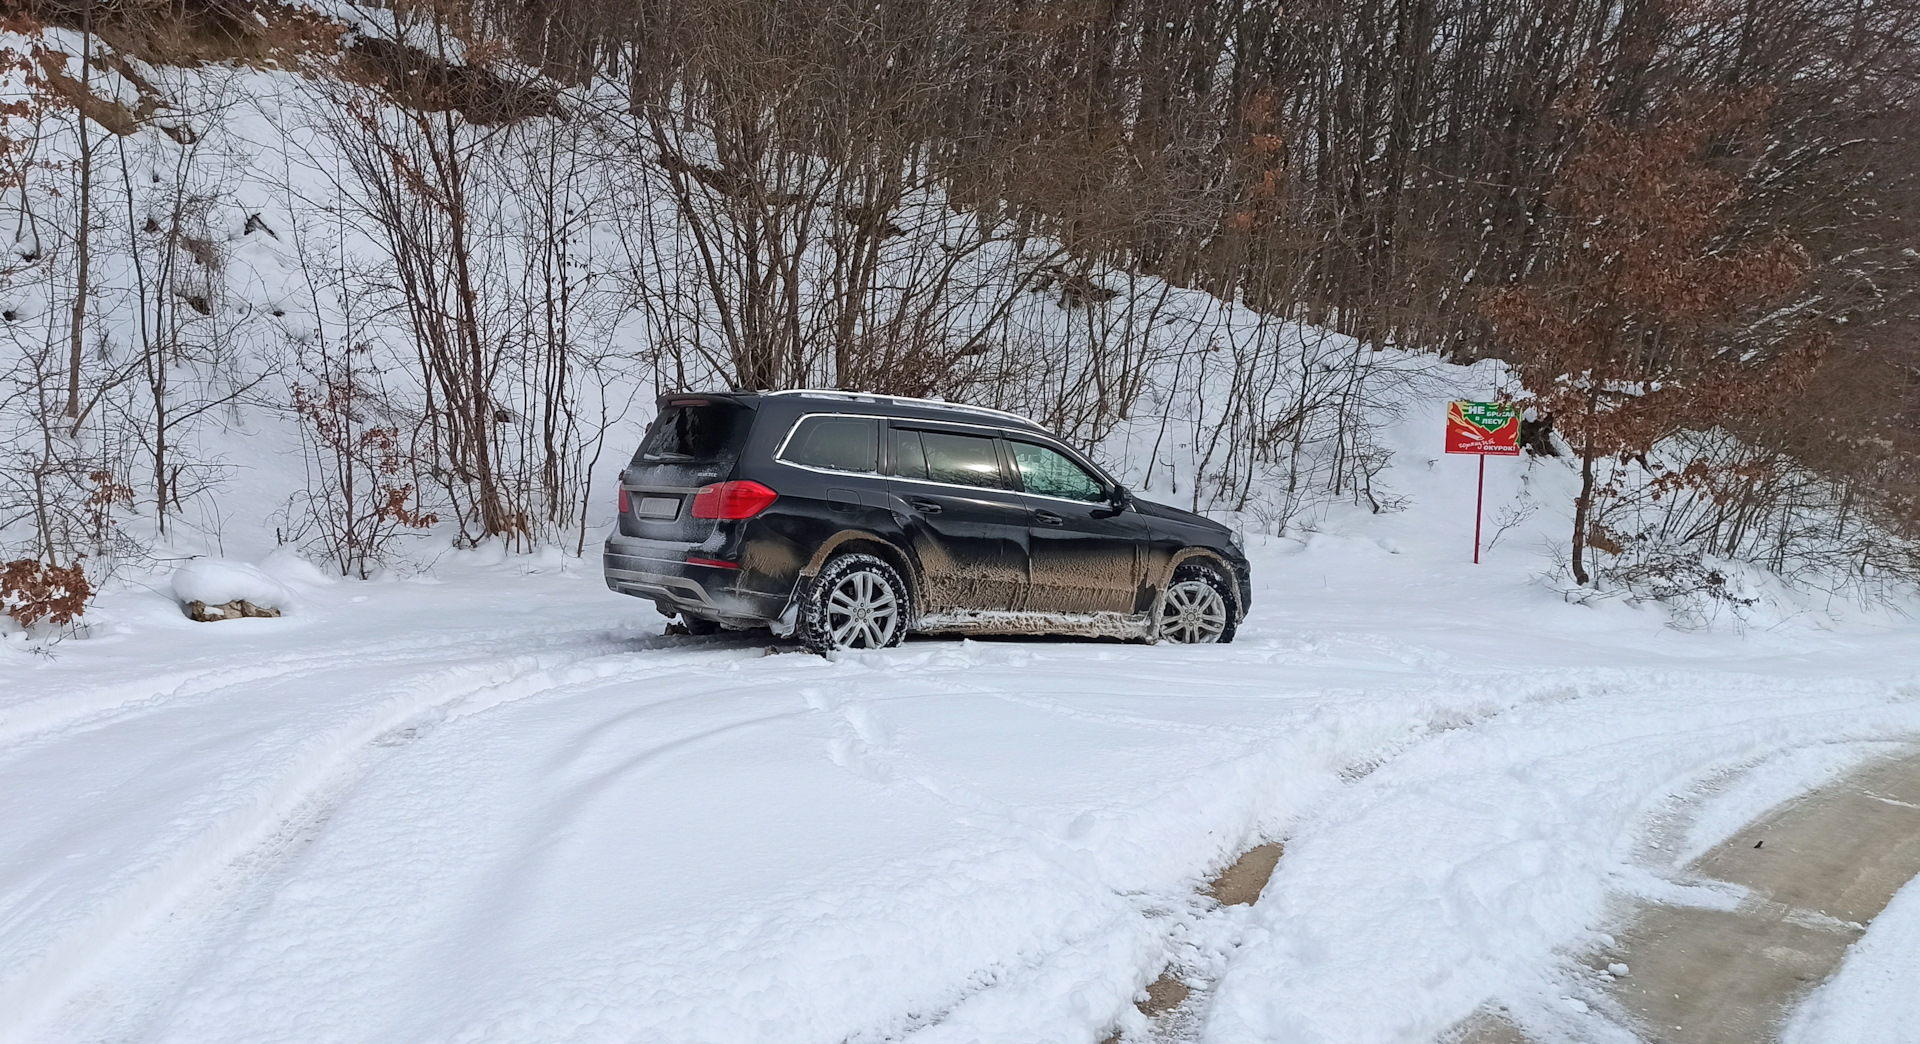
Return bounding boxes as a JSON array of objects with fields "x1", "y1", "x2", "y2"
[{"x1": 636, "y1": 496, "x2": 680, "y2": 520}]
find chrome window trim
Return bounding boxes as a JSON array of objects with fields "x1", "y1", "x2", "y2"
[
  {"x1": 766, "y1": 412, "x2": 1109, "y2": 503},
  {"x1": 773, "y1": 412, "x2": 885, "y2": 477},
  {"x1": 883, "y1": 472, "x2": 1027, "y2": 499}
]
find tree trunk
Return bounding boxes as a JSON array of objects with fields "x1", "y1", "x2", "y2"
[
  {"x1": 64, "y1": 0, "x2": 94, "y2": 422},
  {"x1": 1569, "y1": 388, "x2": 1599, "y2": 585}
]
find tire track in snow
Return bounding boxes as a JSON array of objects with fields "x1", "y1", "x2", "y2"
[
  {"x1": 873, "y1": 669, "x2": 1550, "y2": 1044},
  {"x1": 0, "y1": 621, "x2": 665, "y2": 753},
  {"x1": 984, "y1": 690, "x2": 1295, "y2": 740},
  {"x1": 0, "y1": 634, "x2": 772, "y2": 1042},
  {"x1": 1187, "y1": 676, "x2": 1920, "y2": 1044},
  {"x1": 1104, "y1": 844, "x2": 1285, "y2": 1044}
]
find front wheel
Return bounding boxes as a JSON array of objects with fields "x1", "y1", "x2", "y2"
[
  {"x1": 1158, "y1": 561, "x2": 1236, "y2": 644},
  {"x1": 800, "y1": 553, "x2": 911, "y2": 655}
]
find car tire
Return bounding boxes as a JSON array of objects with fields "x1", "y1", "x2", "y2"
[
  {"x1": 800, "y1": 553, "x2": 911, "y2": 655},
  {"x1": 1158, "y1": 560, "x2": 1237, "y2": 644}
]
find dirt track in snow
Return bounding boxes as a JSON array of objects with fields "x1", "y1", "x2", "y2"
[{"x1": 1104, "y1": 842, "x2": 1285, "y2": 1044}]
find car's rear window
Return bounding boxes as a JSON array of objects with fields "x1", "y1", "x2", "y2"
[{"x1": 635, "y1": 402, "x2": 748, "y2": 464}]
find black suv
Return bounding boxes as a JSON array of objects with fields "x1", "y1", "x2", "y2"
[{"x1": 604, "y1": 390, "x2": 1250, "y2": 653}]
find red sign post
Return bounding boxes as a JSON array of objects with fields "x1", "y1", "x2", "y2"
[{"x1": 1445, "y1": 401, "x2": 1521, "y2": 563}]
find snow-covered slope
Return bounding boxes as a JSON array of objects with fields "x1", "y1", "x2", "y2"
[{"x1": 2, "y1": 19, "x2": 1420, "y2": 585}]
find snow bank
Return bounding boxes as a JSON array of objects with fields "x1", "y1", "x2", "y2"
[
  {"x1": 169, "y1": 559, "x2": 296, "y2": 610},
  {"x1": 1675, "y1": 742, "x2": 1895, "y2": 865},
  {"x1": 1192, "y1": 677, "x2": 1920, "y2": 1044},
  {"x1": 1784, "y1": 873, "x2": 1920, "y2": 1044},
  {"x1": 256, "y1": 548, "x2": 335, "y2": 590}
]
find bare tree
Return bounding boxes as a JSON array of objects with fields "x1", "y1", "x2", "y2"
[{"x1": 1484, "y1": 93, "x2": 1826, "y2": 584}]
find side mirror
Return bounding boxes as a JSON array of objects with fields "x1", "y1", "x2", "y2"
[{"x1": 1107, "y1": 486, "x2": 1131, "y2": 511}]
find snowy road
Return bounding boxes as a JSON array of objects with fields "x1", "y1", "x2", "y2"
[{"x1": 6, "y1": 535, "x2": 1920, "y2": 1044}]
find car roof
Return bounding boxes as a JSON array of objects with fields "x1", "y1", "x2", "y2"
[{"x1": 658, "y1": 389, "x2": 1051, "y2": 434}]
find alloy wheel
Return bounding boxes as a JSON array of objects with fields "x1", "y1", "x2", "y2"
[
  {"x1": 825, "y1": 569, "x2": 901, "y2": 649},
  {"x1": 1160, "y1": 578, "x2": 1228, "y2": 644}
]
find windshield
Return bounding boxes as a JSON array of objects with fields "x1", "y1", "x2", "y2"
[{"x1": 634, "y1": 402, "x2": 748, "y2": 464}]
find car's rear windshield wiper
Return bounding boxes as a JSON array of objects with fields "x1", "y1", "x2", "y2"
[{"x1": 643, "y1": 452, "x2": 699, "y2": 462}]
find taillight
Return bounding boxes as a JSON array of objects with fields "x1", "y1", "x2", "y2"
[
  {"x1": 690, "y1": 480, "x2": 778, "y2": 520},
  {"x1": 618, "y1": 488, "x2": 631, "y2": 514}
]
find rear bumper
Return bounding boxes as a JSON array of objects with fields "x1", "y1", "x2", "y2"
[{"x1": 603, "y1": 535, "x2": 787, "y2": 624}]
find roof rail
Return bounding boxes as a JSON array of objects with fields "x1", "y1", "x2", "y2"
[{"x1": 759, "y1": 389, "x2": 1044, "y2": 430}]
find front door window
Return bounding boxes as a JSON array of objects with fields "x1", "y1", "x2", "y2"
[{"x1": 1009, "y1": 441, "x2": 1105, "y2": 502}]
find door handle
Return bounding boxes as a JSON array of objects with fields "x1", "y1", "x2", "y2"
[
  {"x1": 905, "y1": 498, "x2": 943, "y2": 514},
  {"x1": 1034, "y1": 510, "x2": 1065, "y2": 526}
]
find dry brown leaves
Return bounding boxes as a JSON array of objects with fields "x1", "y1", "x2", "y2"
[{"x1": 1, "y1": 559, "x2": 91, "y2": 628}]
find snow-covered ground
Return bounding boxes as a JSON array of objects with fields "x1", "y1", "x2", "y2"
[{"x1": 5, "y1": 425, "x2": 1920, "y2": 1044}]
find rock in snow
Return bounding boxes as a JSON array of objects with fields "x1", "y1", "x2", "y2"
[{"x1": 170, "y1": 558, "x2": 296, "y2": 615}]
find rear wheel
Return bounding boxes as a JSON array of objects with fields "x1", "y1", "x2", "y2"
[
  {"x1": 1158, "y1": 561, "x2": 1236, "y2": 644},
  {"x1": 800, "y1": 553, "x2": 911, "y2": 655}
]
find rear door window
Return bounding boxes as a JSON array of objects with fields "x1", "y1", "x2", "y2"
[
  {"x1": 891, "y1": 427, "x2": 930, "y2": 481},
  {"x1": 635, "y1": 402, "x2": 747, "y2": 464},
  {"x1": 781, "y1": 416, "x2": 880, "y2": 473},
  {"x1": 901, "y1": 429, "x2": 1009, "y2": 489}
]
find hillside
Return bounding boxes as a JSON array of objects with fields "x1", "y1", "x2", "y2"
[
  {"x1": 2, "y1": 0, "x2": 1917, "y2": 602},
  {"x1": 3, "y1": 5, "x2": 1920, "y2": 1044}
]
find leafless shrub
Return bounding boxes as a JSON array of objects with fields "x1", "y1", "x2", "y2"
[
  {"x1": 287, "y1": 368, "x2": 439, "y2": 579},
  {"x1": 1586, "y1": 428, "x2": 1920, "y2": 605},
  {"x1": 1486, "y1": 92, "x2": 1828, "y2": 585}
]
